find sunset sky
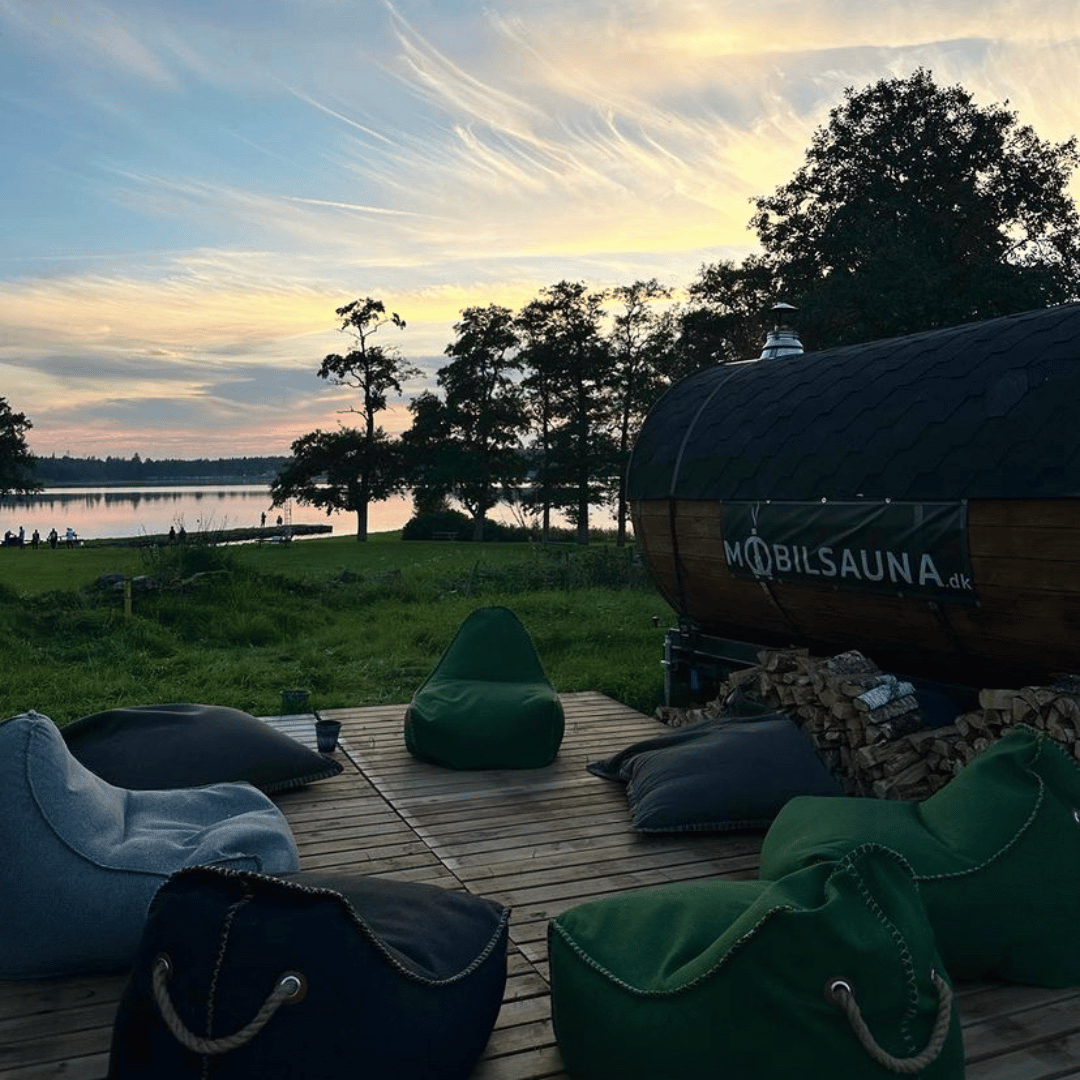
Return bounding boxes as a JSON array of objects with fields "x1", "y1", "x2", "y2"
[{"x1": 3, "y1": 0, "x2": 1079, "y2": 460}]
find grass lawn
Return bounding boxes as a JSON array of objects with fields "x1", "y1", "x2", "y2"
[{"x1": 0, "y1": 532, "x2": 677, "y2": 726}]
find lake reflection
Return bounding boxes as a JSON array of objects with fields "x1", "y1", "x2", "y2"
[{"x1": 0, "y1": 486, "x2": 417, "y2": 542}]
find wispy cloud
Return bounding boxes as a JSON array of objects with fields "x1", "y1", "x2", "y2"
[
  {"x1": 0, "y1": 0, "x2": 177, "y2": 86},
  {"x1": 2, "y1": 0, "x2": 1079, "y2": 457}
]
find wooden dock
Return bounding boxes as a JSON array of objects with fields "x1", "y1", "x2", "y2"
[{"x1": 3, "y1": 692, "x2": 1080, "y2": 1077}]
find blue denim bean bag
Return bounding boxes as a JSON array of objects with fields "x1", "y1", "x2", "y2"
[{"x1": 0, "y1": 711, "x2": 300, "y2": 978}]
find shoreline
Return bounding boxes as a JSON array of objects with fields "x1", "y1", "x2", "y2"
[{"x1": 79, "y1": 523, "x2": 334, "y2": 548}]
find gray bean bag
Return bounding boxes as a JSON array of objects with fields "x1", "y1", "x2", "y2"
[
  {"x1": 63, "y1": 702, "x2": 342, "y2": 792},
  {"x1": 0, "y1": 711, "x2": 300, "y2": 979},
  {"x1": 587, "y1": 693, "x2": 843, "y2": 832}
]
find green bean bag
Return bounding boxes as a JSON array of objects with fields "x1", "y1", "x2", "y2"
[
  {"x1": 404, "y1": 607, "x2": 564, "y2": 769},
  {"x1": 549, "y1": 845, "x2": 962, "y2": 1079},
  {"x1": 759, "y1": 725, "x2": 1080, "y2": 985}
]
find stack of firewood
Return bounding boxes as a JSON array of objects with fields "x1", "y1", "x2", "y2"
[
  {"x1": 954, "y1": 682, "x2": 1080, "y2": 760},
  {"x1": 657, "y1": 647, "x2": 1080, "y2": 801}
]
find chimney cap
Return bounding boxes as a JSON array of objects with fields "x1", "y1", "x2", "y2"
[{"x1": 758, "y1": 301, "x2": 803, "y2": 360}]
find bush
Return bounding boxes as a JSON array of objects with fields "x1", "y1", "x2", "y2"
[
  {"x1": 478, "y1": 519, "x2": 534, "y2": 542},
  {"x1": 402, "y1": 510, "x2": 536, "y2": 542},
  {"x1": 139, "y1": 537, "x2": 238, "y2": 584},
  {"x1": 401, "y1": 509, "x2": 471, "y2": 541}
]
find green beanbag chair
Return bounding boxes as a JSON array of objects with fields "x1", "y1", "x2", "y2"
[
  {"x1": 549, "y1": 845, "x2": 962, "y2": 1080},
  {"x1": 404, "y1": 606, "x2": 564, "y2": 769},
  {"x1": 759, "y1": 725, "x2": 1080, "y2": 986}
]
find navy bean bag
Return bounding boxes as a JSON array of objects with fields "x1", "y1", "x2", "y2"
[{"x1": 109, "y1": 866, "x2": 509, "y2": 1079}]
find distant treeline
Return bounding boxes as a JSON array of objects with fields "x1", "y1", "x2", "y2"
[{"x1": 35, "y1": 454, "x2": 291, "y2": 486}]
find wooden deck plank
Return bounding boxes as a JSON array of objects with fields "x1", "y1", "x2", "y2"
[{"x1": 1, "y1": 691, "x2": 1076, "y2": 1079}]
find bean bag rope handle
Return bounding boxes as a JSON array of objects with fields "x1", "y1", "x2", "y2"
[
  {"x1": 152, "y1": 954, "x2": 306, "y2": 1056},
  {"x1": 826, "y1": 970, "x2": 953, "y2": 1075}
]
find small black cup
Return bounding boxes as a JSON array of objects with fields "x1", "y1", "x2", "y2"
[{"x1": 315, "y1": 717, "x2": 342, "y2": 754}]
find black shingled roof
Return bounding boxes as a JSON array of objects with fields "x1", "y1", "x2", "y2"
[{"x1": 627, "y1": 303, "x2": 1080, "y2": 502}]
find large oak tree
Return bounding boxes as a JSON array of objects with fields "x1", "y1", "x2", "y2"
[{"x1": 691, "y1": 70, "x2": 1080, "y2": 353}]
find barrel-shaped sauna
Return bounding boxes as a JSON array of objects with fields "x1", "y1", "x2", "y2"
[{"x1": 628, "y1": 303, "x2": 1080, "y2": 685}]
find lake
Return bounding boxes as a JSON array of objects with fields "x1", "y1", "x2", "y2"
[
  {"x1": 0, "y1": 486, "x2": 604, "y2": 543},
  {"x1": 0, "y1": 486, "x2": 417, "y2": 543}
]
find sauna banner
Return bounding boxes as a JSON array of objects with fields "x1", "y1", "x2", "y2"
[{"x1": 720, "y1": 500, "x2": 975, "y2": 601}]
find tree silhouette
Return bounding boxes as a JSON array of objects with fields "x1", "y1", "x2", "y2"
[
  {"x1": 605, "y1": 279, "x2": 681, "y2": 545},
  {"x1": 517, "y1": 282, "x2": 614, "y2": 545},
  {"x1": 271, "y1": 427, "x2": 404, "y2": 539},
  {"x1": 750, "y1": 69, "x2": 1080, "y2": 347},
  {"x1": 404, "y1": 305, "x2": 528, "y2": 539},
  {"x1": 0, "y1": 398, "x2": 40, "y2": 496},
  {"x1": 275, "y1": 298, "x2": 418, "y2": 540},
  {"x1": 681, "y1": 256, "x2": 778, "y2": 364}
]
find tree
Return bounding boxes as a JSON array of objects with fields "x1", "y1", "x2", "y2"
[
  {"x1": 271, "y1": 427, "x2": 404, "y2": 539},
  {"x1": 517, "y1": 282, "x2": 614, "y2": 545},
  {"x1": 0, "y1": 398, "x2": 41, "y2": 496},
  {"x1": 319, "y1": 299, "x2": 420, "y2": 438},
  {"x1": 283, "y1": 298, "x2": 419, "y2": 540},
  {"x1": 605, "y1": 279, "x2": 680, "y2": 545},
  {"x1": 749, "y1": 69, "x2": 1080, "y2": 347},
  {"x1": 681, "y1": 255, "x2": 778, "y2": 364},
  {"x1": 403, "y1": 305, "x2": 529, "y2": 540},
  {"x1": 401, "y1": 392, "x2": 456, "y2": 516}
]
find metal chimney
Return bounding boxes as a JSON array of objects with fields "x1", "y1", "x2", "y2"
[{"x1": 758, "y1": 302, "x2": 803, "y2": 360}]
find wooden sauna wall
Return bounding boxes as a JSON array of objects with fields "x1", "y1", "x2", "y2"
[
  {"x1": 633, "y1": 498, "x2": 1080, "y2": 680},
  {"x1": 955, "y1": 500, "x2": 1080, "y2": 673}
]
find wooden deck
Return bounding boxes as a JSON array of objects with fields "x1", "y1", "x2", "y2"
[{"x1": 3, "y1": 692, "x2": 1080, "y2": 1078}]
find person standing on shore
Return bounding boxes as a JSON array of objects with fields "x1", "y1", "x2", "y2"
[
  {"x1": 31, "y1": 530, "x2": 39, "y2": 549},
  {"x1": 48, "y1": 528, "x2": 58, "y2": 549}
]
